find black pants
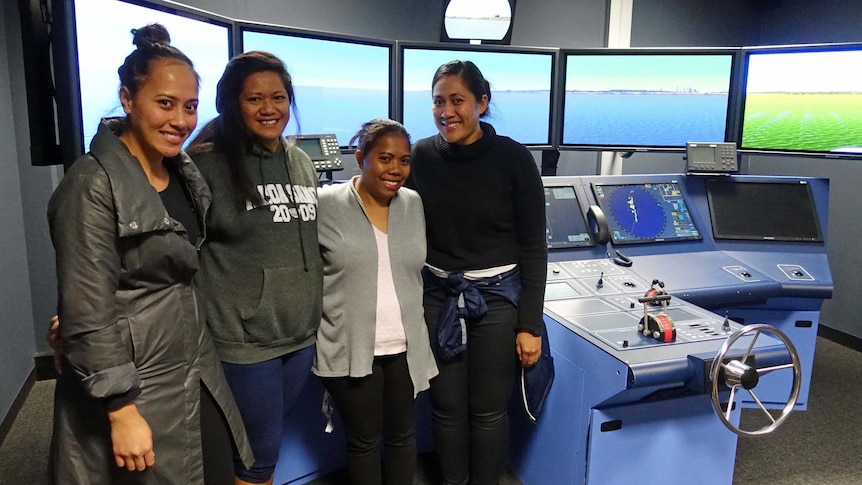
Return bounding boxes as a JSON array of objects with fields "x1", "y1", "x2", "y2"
[
  {"x1": 322, "y1": 352, "x2": 417, "y2": 485},
  {"x1": 424, "y1": 290, "x2": 518, "y2": 485}
]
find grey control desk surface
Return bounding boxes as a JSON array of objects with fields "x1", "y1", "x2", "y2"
[{"x1": 544, "y1": 260, "x2": 785, "y2": 387}]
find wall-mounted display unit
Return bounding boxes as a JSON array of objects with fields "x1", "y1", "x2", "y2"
[
  {"x1": 399, "y1": 43, "x2": 556, "y2": 146},
  {"x1": 561, "y1": 50, "x2": 737, "y2": 150},
  {"x1": 739, "y1": 44, "x2": 862, "y2": 155},
  {"x1": 241, "y1": 26, "x2": 392, "y2": 147},
  {"x1": 72, "y1": 0, "x2": 233, "y2": 153}
]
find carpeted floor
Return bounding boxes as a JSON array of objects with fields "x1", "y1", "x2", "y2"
[{"x1": 2, "y1": 336, "x2": 860, "y2": 484}]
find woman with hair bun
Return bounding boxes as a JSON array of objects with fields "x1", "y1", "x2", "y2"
[{"x1": 47, "y1": 23, "x2": 252, "y2": 485}]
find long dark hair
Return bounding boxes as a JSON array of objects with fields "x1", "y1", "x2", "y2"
[
  {"x1": 432, "y1": 60, "x2": 491, "y2": 119},
  {"x1": 189, "y1": 51, "x2": 298, "y2": 206}
]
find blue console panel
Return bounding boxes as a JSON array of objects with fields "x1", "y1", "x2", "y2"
[{"x1": 509, "y1": 174, "x2": 832, "y2": 485}]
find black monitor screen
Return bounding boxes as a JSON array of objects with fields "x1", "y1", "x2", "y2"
[
  {"x1": 562, "y1": 52, "x2": 734, "y2": 149},
  {"x1": 242, "y1": 29, "x2": 391, "y2": 146},
  {"x1": 295, "y1": 138, "x2": 324, "y2": 159},
  {"x1": 544, "y1": 185, "x2": 593, "y2": 249},
  {"x1": 592, "y1": 182, "x2": 702, "y2": 244},
  {"x1": 740, "y1": 47, "x2": 862, "y2": 154},
  {"x1": 74, "y1": 0, "x2": 231, "y2": 150},
  {"x1": 401, "y1": 46, "x2": 554, "y2": 145},
  {"x1": 706, "y1": 180, "x2": 823, "y2": 242}
]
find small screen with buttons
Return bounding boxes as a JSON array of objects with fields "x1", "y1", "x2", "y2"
[
  {"x1": 292, "y1": 134, "x2": 344, "y2": 173},
  {"x1": 686, "y1": 142, "x2": 738, "y2": 173}
]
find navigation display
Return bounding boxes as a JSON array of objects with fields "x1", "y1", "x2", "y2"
[
  {"x1": 591, "y1": 182, "x2": 702, "y2": 244},
  {"x1": 544, "y1": 185, "x2": 593, "y2": 248}
]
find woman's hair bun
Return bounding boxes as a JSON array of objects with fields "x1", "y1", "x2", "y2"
[{"x1": 131, "y1": 23, "x2": 171, "y2": 49}]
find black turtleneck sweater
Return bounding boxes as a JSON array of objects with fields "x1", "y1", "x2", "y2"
[{"x1": 408, "y1": 122, "x2": 548, "y2": 336}]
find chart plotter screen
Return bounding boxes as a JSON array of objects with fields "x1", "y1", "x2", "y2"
[
  {"x1": 591, "y1": 182, "x2": 702, "y2": 244},
  {"x1": 544, "y1": 185, "x2": 593, "y2": 248}
]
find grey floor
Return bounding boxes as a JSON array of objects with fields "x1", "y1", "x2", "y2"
[{"x1": 2, "y1": 336, "x2": 860, "y2": 484}]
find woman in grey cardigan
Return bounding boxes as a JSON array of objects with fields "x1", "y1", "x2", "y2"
[{"x1": 313, "y1": 119, "x2": 438, "y2": 485}]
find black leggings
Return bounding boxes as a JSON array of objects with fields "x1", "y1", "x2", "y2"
[
  {"x1": 425, "y1": 290, "x2": 519, "y2": 485},
  {"x1": 322, "y1": 352, "x2": 417, "y2": 485}
]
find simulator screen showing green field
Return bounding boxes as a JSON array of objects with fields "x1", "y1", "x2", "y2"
[{"x1": 741, "y1": 49, "x2": 862, "y2": 154}]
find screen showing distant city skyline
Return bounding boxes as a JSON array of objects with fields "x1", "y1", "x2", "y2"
[{"x1": 563, "y1": 53, "x2": 734, "y2": 148}]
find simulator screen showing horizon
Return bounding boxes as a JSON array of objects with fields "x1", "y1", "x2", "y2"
[
  {"x1": 402, "y1": 48, "x2": 553, "y2": 145},
  {"x1": 563, "y1": 54, "x2": 733, "y2": 148},
  {"x1": 741, "y1": 49, "x2": 862, "y2": 154},
  {"x1": 75, "y1": 0, "x2": 230, "y2": 150},
  {"x1": 243, "y1": 30, "x2": 391, "y2": 146}
]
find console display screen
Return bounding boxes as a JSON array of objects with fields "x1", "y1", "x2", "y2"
[
  {"x1": 592, "y1": 182, "x2": 702, "y2": 244},
  {"x1": 706, "y1": 180, "x2": 823, "y2": 242},
  {"x1": 544, "y1": 185, "x2": 593, "y2": 248}
]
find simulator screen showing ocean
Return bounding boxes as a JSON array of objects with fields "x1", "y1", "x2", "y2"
[
  {"x1": 402, "y1": 48, "x2": 553, "y2": 145},
  {"x1": 75, "y1": 0, "x2": 231, "y2": 151},
  {"x1": 242, "y1": 31, "x2": 391, "y2": 147},
  {"x1": 563, "y1": 54, "x2": 733, "y2": 148},
  {"x1": 741, "y1": 49, "x2": 862, "y2": 153}
]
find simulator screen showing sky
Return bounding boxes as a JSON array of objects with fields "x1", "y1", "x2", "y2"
[
  {"x1": 243, "y1": 31, "x2": 390, "y2": 146},
  {"x1": 75, "y1": 0, "x2": 230, "y2": 150},
  {"x1": 402, "y1": 48, "x2": 553, "y2": 145},
  {"x1": 592, "y1": 182, "x2": 702, "y2": 244},
  {"x1": 741, "y1": 49, "x2": 862, "y2": 154},
  {"x1": 563, "y1": 54, "x2": 733, "y2": 148}
]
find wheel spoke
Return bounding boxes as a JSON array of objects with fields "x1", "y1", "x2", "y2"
[
  {"x1": 746, "y1": 389, "x2": 776, "y2": 424},
  {"x1": 742, "y1": 328, "x2": 762, "y2": 363},
  {"x1": 757, "y1": 363, "x2": 794, "y2": 376},
  {"x1": 725, "y1": 385, "x2": 738, "y2": 421}
]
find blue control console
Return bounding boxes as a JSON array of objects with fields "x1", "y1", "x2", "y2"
[{"x1": 509, "y1": 174, "x2": 832, "y2": 485}]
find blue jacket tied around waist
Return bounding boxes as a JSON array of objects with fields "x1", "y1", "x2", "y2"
[{"x1": 422, "y1": 267, "x2": 521, "y2": 359}]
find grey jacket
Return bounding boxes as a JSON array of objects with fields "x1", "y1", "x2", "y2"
[
  {"x1": 313, "y1": 179, "x2": 438, "y2": 396},
  {"x1": 48, "y1": 118, "x2": 253, "y2": 485}
]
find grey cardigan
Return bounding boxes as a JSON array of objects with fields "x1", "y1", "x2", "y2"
[{"x1": 313, "y1": 179, "x2": 438, "y2": 396}]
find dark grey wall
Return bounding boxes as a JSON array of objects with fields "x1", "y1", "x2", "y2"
[
  {"x1": 630, "y1": 0, "x2": 762, "y2": 47},
  {"x1": 511, "y1": 0, "x2": 608, "y2": 48},
  {"x1": 0, "y1": 0, "x2": 39, "y2": 425},
  {"x1": 177, "y1": 0, "x2": 443, "y2": 41}
]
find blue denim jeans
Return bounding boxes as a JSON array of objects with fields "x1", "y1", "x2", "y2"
[{"x1": 221, "y1": 345, "x2": 315, "y2": 483}]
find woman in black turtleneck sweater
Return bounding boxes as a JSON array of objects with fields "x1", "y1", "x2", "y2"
[{"x1": 407, "y1": 60, "x2": 548, "y2": 485}]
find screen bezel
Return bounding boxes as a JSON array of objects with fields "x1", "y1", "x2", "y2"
[
  {"x1": 559, "y1": 48, "x2": 740, "y2": 152},
  {"x1": 590, "y1": 181, "x2": 703, "y2": 245},
  {"x1": 543, "y1": 184, "x2": 594, "y2": 249},
  {"x1": 737, "y1": 42, "x2": 862, "y2": 158},
  {"x1": 238, "y1": 22, "x2": 395, "y2": 148},
  {"x1": 705, "y1": 179, "x2": 824, "y2": 242},
  {"x1": 396, "y1": 41, "x2": 559, "y2": 148}
]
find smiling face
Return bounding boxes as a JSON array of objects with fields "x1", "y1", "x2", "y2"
[
  {"x1": 432, "y1": 73, "x2": 488, "y2": 146},
  {"x1": 356, "y1": 132, "x2": 411, "y2": 207},
  {"x1": 240, "y1": 70, "x2": 290, "y2": 152},
  {"x1": 119, "y1": 59, "x2": 199, "y2": 164}
]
